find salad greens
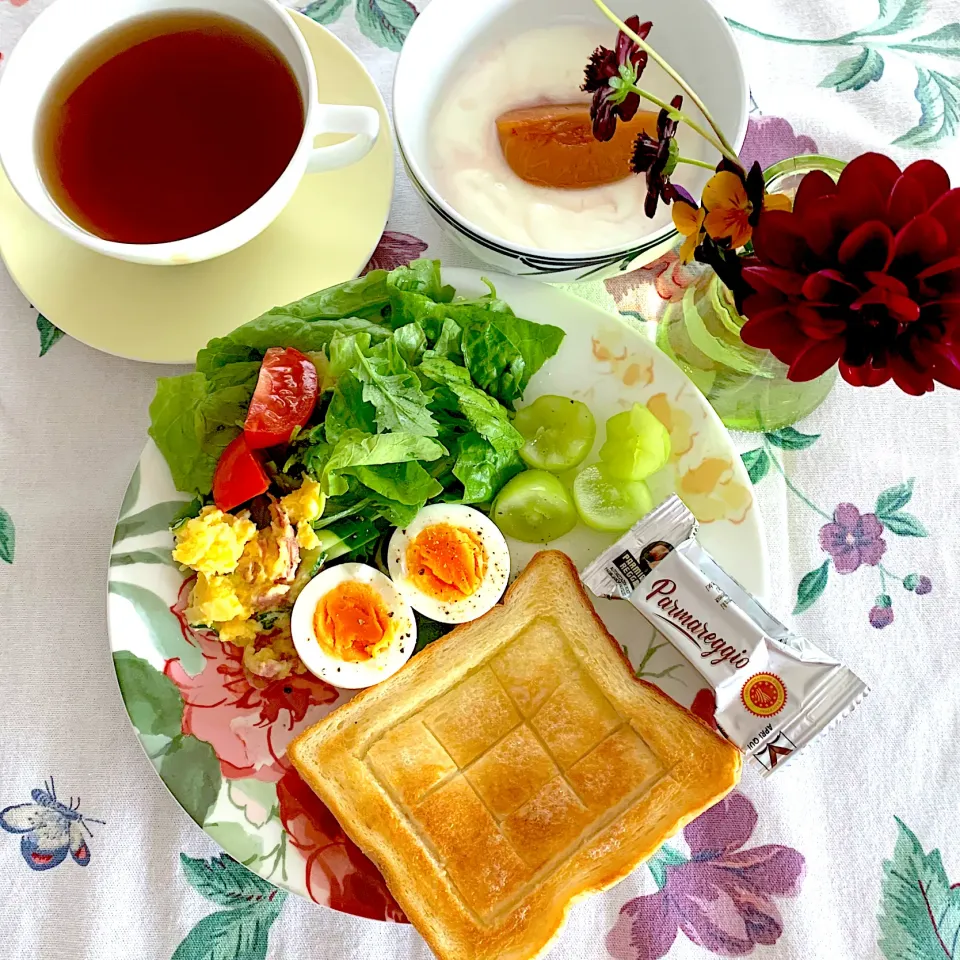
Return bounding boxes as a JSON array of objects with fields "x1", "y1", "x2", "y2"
[{"x1": 149, "y1": 260, "x2": 565, "y2": 552}]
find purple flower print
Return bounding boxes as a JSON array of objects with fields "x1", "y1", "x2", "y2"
[
  {"x1": 904, "y1": 573, "x2": 933, "y2": 595},
  {"x1": 363, "y1": 231, "x2": 428, "y2": 274},
  {"x1": 819, "y1": 504, "x2": 887, "y2": 574},
  {"x1": 870, "y1": 605, "x2": 895, "y2": 629},
  {"x1": 738, "y1": 116, "x2": 817, "y2": 174},
  {"x1": 606, "y1": 792, "x2": 805, "y2": 960}
]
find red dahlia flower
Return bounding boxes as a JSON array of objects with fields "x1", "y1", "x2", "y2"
[
  {"x1": 738, "y1": 153, "x2": 960, "y2": 394},
  {"x1": 582, "y1": 16, "x2": 652, "y2": 141}
]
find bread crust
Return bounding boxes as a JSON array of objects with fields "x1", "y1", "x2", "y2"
[{"x1": 290, "y1": 551, "x2": 742, "y2": 960}]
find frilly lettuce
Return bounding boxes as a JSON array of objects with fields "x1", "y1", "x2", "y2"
[{"x1": 148, "y1": 260, "x2": 564, "y2": 531}]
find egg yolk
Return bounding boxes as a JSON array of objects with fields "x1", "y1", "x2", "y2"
[
  {"x1": 315, "y1": 581, "x2": 394, "y2": 662},
  {"x1": 406, "y1": 523, "x2": 487, "y2": 604}
]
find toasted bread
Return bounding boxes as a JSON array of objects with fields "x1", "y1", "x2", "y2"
[{"x1": 289, "y1": 551, "x2": 741, "y2": 960}]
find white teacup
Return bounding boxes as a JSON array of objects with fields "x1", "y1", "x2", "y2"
[{"x1": 0, "y1": 0, "x2": 380, "y2": 266}]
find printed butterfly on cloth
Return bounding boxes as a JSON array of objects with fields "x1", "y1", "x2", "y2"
[{"x1": 0, "y1": 777, "x2": 105, "y2": 871}]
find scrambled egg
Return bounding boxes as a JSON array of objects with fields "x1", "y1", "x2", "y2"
[
  {"x1": 172, "y1": 507, "x2": 256, "y2": 576},
  {"x1": 174, "y1": 478, "x2": 326, "y2": 679},
  {"x1": 281, "y1": 477, "x2": 325, "y2": 526},
  {"x1": 281, "y1": 478, "x2": 324, "y2": 552}
]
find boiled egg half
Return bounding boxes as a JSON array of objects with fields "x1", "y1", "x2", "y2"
[
  {"x1": 291, "y1": 562, "x2": 416, "y2": 689},
  {"x1": 388, "y1": 504, "x2": 510, "y2": 624}
]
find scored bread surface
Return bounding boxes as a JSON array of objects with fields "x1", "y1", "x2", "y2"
[{"x1": 289, "y1": 551, "x2": 741, "y2": 960}]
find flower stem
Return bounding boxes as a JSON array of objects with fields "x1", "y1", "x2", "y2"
[
  {"x1": 592, "y1": 0, "x2": 742, "y2": 162},
  {"x1": 761, "y1": 438, "x2": 833, "y2": 521},
  {"x1": 628, "y1": 84, "x2": 732, "y2": 160},
  {"x1": 878, "y1": 562, "x2": 903, "y2": 582},
  {"x1": 726, "y1": 19, "x2": 858, "y2": 47},
  {"x1": 677, "y1": 156, "x2": 716, "y2": 170}
]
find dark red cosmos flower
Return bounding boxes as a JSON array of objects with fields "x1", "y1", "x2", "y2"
[
  {"x1": 632, "y1": 95, "x2": 683, "y2": 217},
  {"x1": 739, "y1": 153, "x2": 960, "y2": 394},
  {"x1": 582, "y1": 16, "x2": 652, "y2": 141}
]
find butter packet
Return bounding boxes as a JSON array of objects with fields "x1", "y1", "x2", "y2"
[{"x1": 580, "y1": 496, "x2": 868, "y2": 776}]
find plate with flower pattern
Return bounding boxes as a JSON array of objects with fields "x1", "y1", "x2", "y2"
[{"x1": 106, "y1": 267, "x2": 768, "y2": 918}]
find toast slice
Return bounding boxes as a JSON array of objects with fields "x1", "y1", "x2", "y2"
[{"x1": 290, "y1": 551, "x2": 741, "y2": 960}]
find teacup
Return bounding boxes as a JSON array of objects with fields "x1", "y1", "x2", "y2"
[
  {"x1": 394, "y1": 0, "x2": 747, "y2": 283},
  {"x1": 0, "y1": 0, "x2": 380, "y2": 266}
]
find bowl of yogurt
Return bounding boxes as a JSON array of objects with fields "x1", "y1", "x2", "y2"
[{"x1": 394, "y1": 0, "x2": 748, "y2": 282}]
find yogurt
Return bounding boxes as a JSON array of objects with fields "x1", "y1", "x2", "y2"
[{"x1": 428, "y1": 23, "x2": 711, "y2": 253}]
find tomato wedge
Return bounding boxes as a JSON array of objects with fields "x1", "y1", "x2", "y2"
[
  {"x1": 244, "y1": 347, "x2": 319, "y2": 449},
  {"x1": 213, "y1": 434, "x2": 270, "y2": 512}
]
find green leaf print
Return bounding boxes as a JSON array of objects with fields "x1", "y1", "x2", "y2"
[
  {"x1": 820, "y1": 48, "x2": 885, "y2": 92},
  {"x1": 794, "y1": 560, "x2": 829, "y2": 614},
  {"x1": 355, "y1": 0, "x2": 417, "y2": 52},
  {"x1": 181, "y1": 854, "x2": 280, "y2": 907},
  {"x1": 112, "y1": 500, "x2": 185, "y2": 544},
  {"x1": 160, "y1": 735, "x2": 222, "y2": 826},
  {"x1": 862, "y1": 0, "x2": 925, "y2": 38},
  {"x1": 171, "y1": 902, "x2": 283, "y2": 960},
  {"x1": 226, "y1": 780, "x2": 279, "y2": 828},
  {"x1": 892, "y1": 23, "x2": 960, "y2": 57},
  {"x1": 895, "y1": 69, "x2": 960, "y2": 147},
  {"x1": 300, "y1": 0, "x2": 352, "y2": 25},
  {"x1": 174, "y1": 855, "x2": 286, "y2": 960},
  {"x1": 647, "y1": 844, "x2": 688, "y2": 891},
  {"x1": 113, "y1": 651, "x2": 183, "y2": 738},
  {"x1": 878, "y1": 818, "x2": 960, "y2": 960},
  {"x1": 36, "y1": 314, "x2": 65, "y2": 357},
  {"x1": 108, "y1": 581, "x2": 204, "y2": 676},
  {"x1": 727, "y1": 1, "x2": 960, "y2": 143},
  {"x1": 876, "y1": 479, "x2": 914, "y2": 516},
  {"x1": 202, "y1": 824, "x2": 264, "y2": 865},
  {"x1": 764, "y1": 427, "x2": 820, "y2": 451},
  {"x1": 110, "y1": 547, "x2": 180, "y2": 567},
  {"x1": 881, "y1": 513, "x2": 929, "y2": 537},
  {"x1": 891, "y1": 23, "x2": 960, "y2": 60},
  {"x1": 0, "y1": 507, "x2": 14, "y2": 564},
  {"x1": 741, "y1": 448, "x2": 770, "y2": 485}
]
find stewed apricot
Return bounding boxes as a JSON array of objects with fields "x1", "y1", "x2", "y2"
[{"x1": 496, "y1": 103, "x2": 658, "y2": 190}]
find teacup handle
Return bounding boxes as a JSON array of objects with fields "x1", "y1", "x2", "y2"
[{"x1": 306, "y1": 104, "x2": 380, "y2": 173}]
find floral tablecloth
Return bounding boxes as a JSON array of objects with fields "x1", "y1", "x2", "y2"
[{"x1": 2, "y1": 1, "x2": 959, "y2": 958}]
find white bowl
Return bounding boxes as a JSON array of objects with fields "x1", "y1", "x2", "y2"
[{"x1": 394, "y1": 0, "x2": 747, "y2": 283}]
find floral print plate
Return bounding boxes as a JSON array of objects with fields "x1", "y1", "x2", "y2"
[{"x1": 106, "y1": 268, "x2": 768, "y2": 918}]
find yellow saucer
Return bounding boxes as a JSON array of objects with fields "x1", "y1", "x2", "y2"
[{"x1": 0, "y1": 12, "x2": 394, "y2": 364}]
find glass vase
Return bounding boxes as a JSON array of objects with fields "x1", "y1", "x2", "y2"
[{"x1": 655, "y1": 155, "x2": 846, "y2": 433}]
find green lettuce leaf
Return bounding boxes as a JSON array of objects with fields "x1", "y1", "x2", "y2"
[
  {"x1": 458, "y1": 311, "x2": 565, "y2": 409},
  {"x1": 453, "y1": 432, "x2": 525, "y2": 504},
  {"x1": 351, "y1": 461, "x2": 443, "y2": 505},
  {"x1": 322, "y1": 430, "x2": 447, "y2": 497},
  {"x1": 148, "y1": 366, "x2": 257, "y2": 495},
  {"x1": 387, "y1": 260, "x2": 455, "y2": 302},
  {"x1": 392, "y1": 322, "x2": 428, "y2": 366},
  {"x1": 419, "y1": 358, "x2": 523, "y2": 455},
  {"x1": 324, "y1": 372, "x2": 376, "y2": 443},
  {"x1": 195, "y1": 271, "x2": 393, "y2": 373},
  {"x1": 197, "y1": 316, "x2": 390, "y2": 374},
  {"x1": 371, "y1": 497, "x2": 421, "y2": 528},
  {"x1": 424, "y1": 318, "x2": 463, "y2": 363},
  {"x1": 332, "y1": 334, "x2": 438, "y2": 437}
]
